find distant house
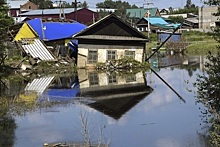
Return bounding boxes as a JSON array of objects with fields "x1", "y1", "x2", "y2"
[
  {"x1": 159, "y1": 9, "x2": 169, "y2": 15},
  {"x1": 136, "y1": 16, "x2": 180, "y2": 32},
  {"x1": 19, "y1": 8, "x2": 99, "y2": 25},
  {"x1": 7, "y1": 0, "x2": 38, "y2": 17},
  {"x1": 182, "y1": 17, "x2": 199, "y2": 29},
  {"x1": 126, "y1": 7, "x2": 161, "y2": 27},
  {"x1": 73, "y1": 13, "x2": 148, "y2": 69}
]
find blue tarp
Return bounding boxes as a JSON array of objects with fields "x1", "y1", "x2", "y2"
[
  {"x1": 143, "y1": 17, "x2": 181, "y2": 29},
  {"x1": 39, "y1": 76, "x2": 80, "y2": 102},
  {"x1": 27, "y1": 18, "x2": 87, "y2": 41}
]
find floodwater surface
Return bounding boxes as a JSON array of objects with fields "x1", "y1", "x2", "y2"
[{"x1": 1, "y1": 54, "x2": 210, "y2": 147}]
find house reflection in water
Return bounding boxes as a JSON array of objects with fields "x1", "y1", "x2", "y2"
[
  {"x1": 78, "y1": 69, "x2": 153, "y2": 120},
  {"x1": 23, "y1": 70, "x2": 153, "y2": 119}
]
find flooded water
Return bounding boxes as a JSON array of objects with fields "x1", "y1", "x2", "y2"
[{"x1": 0, "y1": 53, "x2": 211, "y2": 147}]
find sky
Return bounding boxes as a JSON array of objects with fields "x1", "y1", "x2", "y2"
[{"x1": 64, "y1": 0, "x2": 204, "y2": 9}]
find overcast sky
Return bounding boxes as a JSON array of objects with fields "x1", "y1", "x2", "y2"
[{"x1": 64, "y1": 0, "x2": 204, "y2": 9}]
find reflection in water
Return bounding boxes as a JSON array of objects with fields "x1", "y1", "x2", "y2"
[
  {"x1": 77, "y1": 70, "x2": 153, "y2": 120},
  {"x1": 0, "y1": 53, "x2": 213, "y2": 146}
]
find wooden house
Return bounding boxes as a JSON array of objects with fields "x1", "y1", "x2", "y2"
[
  {"x1": 73, "y1": 13, "x2": 149, "y2": 69},
  {"x1": 136, "y1": 16, "x2": 180, "y2": 33},
  {"x1": 7, "y1": 0, "x2": 38, "y2": 17}
]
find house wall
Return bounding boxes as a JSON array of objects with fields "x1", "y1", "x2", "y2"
[
  {"x1": 77, "y1": 44, "x2": 144, "y2": 68},
  {"x1": 10, "y1": 8, "x2": 20, "y2": 17},
  {"x1": 21, "y1": 1, "x2": 38, "y2": 11},
  {"x1": 66, "y1": 9, "x2": 99, "y2": 25},
  {"x1": 14, "y1": 23, "x2": 37, "y2": 41},
  {"x1": 199, "y1": 6, "x2": 219, "y2": 30},
  {"x1": 9, "y1": 1, "x2": 38, "y2": 17},
  {"x1": 78, "y1": 69, "x2": 145, "y2": 89}
]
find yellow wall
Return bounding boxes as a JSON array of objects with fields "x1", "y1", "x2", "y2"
[{"x1": 15, "y1": 23, "x2": 37, "y2": 41}]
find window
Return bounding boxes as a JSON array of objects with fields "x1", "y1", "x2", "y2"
[
  {"x1": 29, "y1": 6, "x2": 31, "y2": 9},
  {"x1": 107, "y1": 50, "x2": 116, "y2": 60},
  {"x1": 126, "y1": 75, "x2": 136, "y2": 83},
  {"x1": 89, "y1": 72, "x2": 99, "y2": 86},
  {"x1": 125, "y1": 51, "x2": 135, "y2": 59},
  {"x1": 88, "y1": 50, "x2": 97, "y2": 63},
  {"x1": 108, "y1": 75, "x2": 117, "y2": 84}
]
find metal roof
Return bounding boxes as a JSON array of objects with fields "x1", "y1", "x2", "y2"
[
  {"x1": 19, "y1": 8, "x2": 76, "y2": 16},
  {"x1": 143, "y1": 17, "x2": 181, "y2": 29},
  {"x1": 27, "y1": 18, "x2": 87, "y2": 41},
  {"x1": 7, "y1": 0, "x2": 28, "y2": 9},
  {"x1": 73, "y1": 13, "x2": 148, "y2": 42},
  {"x1": 25, "y1": 76, "x2": 55, "y2": 94},
  {"x1": 21, "y1": 38, "x2": 56, "y2": 61}
]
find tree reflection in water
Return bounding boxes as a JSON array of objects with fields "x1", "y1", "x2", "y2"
[{"x1": 195, "y1": 50, "x2": 220, "y2": 146}]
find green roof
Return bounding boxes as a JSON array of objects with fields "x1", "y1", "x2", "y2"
[{"x1": 126, "y1": 7, "x2": 159, "y2": 18}]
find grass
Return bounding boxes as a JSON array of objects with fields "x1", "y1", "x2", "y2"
[
  {"x1": 182, "y1": 31, "x2": 219, "y2": 55},
  {"x1": 143, "y1": 30, "x2": 219, "y2": 55}
]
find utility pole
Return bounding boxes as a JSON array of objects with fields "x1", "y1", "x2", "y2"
[
  {"x1": 54, "y1": 0, "x2": 67, "y2": 20},
  {"x1": 72, "y1": 0, "x2": 81, "y2": 21},
  {"x1": 144, "y1": 0, "x2": 153, "y2": 41}
]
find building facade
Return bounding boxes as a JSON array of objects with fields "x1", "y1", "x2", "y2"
[
  {"x1": 199, "y1": 6, "x2": 219, "y2": 30},
  {"x1": 73, "y1": 14, "x2": 148, "y2": 69}
]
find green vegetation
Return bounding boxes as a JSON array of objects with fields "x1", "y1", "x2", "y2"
[
  {"x1": 30, "y1": 0, "x2": 53, "y2": 9},
  {"x1": 0, "y1": 0, "x2": 13, "y2": 67},
  {"x1": 168, "y1": 16, "x2": 184, "y2": 23},
  {"x1": 96, "y1": 0, "x2": 137, "y2": 19},
  {"x1": 194, "y1": 0, "x2": 220, "y2": 146},
  {"x1": 183, "y1": 31, "x2": 218, "y2": 55},
  {"x1": 169, "y1": 0, "x2": 198, "y2": 14}
]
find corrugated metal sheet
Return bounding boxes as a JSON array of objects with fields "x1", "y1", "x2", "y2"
[
  {"x1": 21, "y1": 38, "x2": 55, "y2": 61},
  {"x1": 25, "y1": 76, "x2": 55, "y2": 94},
  {"x1": 19, "y1": 8, "x2": 76, "y2": 16}
]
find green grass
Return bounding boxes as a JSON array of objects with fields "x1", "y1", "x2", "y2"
[
  {"x1": 186, "y1": 43, "x2": 219, "y2": 55},
  {"x1": 183, "y1": 31, "x2": 219, "y2": 55}
]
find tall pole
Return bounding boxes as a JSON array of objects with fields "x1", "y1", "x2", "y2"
[
  {"x1": 73, "y1": 0, "x2": 81, "y2": 21},
  {"x1": 145, "y1": 0, "x2": 153, "y2": 41},
  {"x1": 54, "y1": 0, "x2": 66, "y2": 20}
]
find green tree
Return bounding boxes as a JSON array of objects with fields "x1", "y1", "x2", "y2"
[
  {"x1": 78, "y1": 1, "x2": 88, "y2": 8},
  {"x1": 168, "y1": 16, "x2": 184, "y2": 23},
  {"x1": 194, "y1": 1, "x2": 220, "y2": 146},
  {"x1": 185, "y1": 0, "x2": 192, "y2": 8},
  {"x1": 169, "y1": 0, "x2": 198, "y2": 15},
  {"x1": 30, "y1": 0, "x2": 53, "y2": 9},
  {"x1": 0, "y1": 0, "x2": 13, "y2": 67},
  {"x1": 96, "y1": 0, "x2": 137, "y2": 19}
]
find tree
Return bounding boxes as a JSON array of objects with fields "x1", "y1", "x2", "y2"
[
  {"x1": 185, "y1": 0, "x2": 192, "y2": 9},
  {"x1": 194, "y1": 1, "x2": 220, "y2": 146},
  {"x1": 78, "y1": 1, "x2": 88, "y2": 8},
  {"x1": 0, "y1": 0, "x2": 13, "y2": 67},
  {"x1": 30, "y1": 0, "x2": 53, "y2": 9},
  {"x1": 168, "y1": 16, "x2": 184, "y2": 23},
  {"x1": 96, "y1": 0, "x2": 138, "y2": 19}
]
